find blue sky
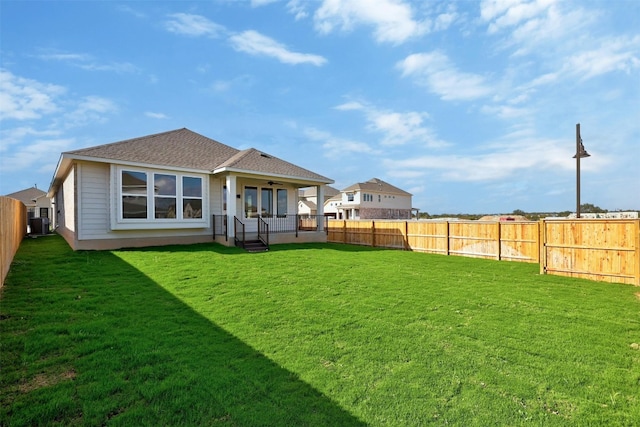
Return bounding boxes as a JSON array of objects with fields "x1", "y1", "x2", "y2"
[{"x1": 1, "y1": 0, "x2": 638, "y2": 214}]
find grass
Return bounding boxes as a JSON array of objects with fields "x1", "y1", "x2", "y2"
[{"x1": 1, "y1": 235, "x2": 639, "y2": 426}]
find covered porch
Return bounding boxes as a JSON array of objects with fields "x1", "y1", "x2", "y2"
[{"x1": 210, "y1": 172, "x2": 331, "y2": 250}]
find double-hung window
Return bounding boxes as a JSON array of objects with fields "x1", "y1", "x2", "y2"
[
  {"x1": 154, "y1": 174, "x2": 177, "y2": 218},
  {"x1": 122, "y1": 171, "x2": 148, "y2": 219},
  {"x1": 182, "y1": 177, "x2": 203, "y2": 219}
]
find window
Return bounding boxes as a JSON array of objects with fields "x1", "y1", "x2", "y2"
[
  {"x1": 154, "y1": 173, "x2": 176, "y2": 218},
  {"x1": 378, "y1": 195, "x2": 381, "y2": 202},
  {"x1": 277, "y1": 189, "x2": 287, "y2": 217},
  {"x1": 245, "y1": 187, "x2": 258, "y2": 218},
  {"x1": 347, "y1": 193, "x2": 354, "y2": 202},
  {"x1": 115, "y1": 168, "x2": 206, "y2": 228},
  {"x1": 261, "y1": 188, "x2": 273, "y2": 217},
  {"x1": 122, "y1": 170, "x2": 147, "y2": 218},
  {"x1": 182, "y1": 177, "x2": 202, "y2": 218}
]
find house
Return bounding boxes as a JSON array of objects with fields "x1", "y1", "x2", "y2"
[
  {"x1": 4, "y1": 186, "x2": 52, "y2": 233},
  {"x1": 325, "y1": 178, "x2": 413, "y2": 220},
  {"x1": 47, "y1": 128, "x2": 334, "y2": 250},
  {"x1": 298, "y1": 185, "x2": 340, "y2": 216}
]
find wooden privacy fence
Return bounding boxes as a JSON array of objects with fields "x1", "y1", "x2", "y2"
[
  {"x1": 328, "y1": 220, "x2": 540, "y2": 262},
  {"x1": 1, "y1": 196, "x2": 27, "y2": 287},
  {"x1": 327, "y1": 219, "x2": 640, "y2": 286},
  {"x1": 541, "y1": 219, "x2": 640, "y2": 286}
]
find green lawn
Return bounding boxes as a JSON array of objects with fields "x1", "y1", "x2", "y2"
[{"x1": 1, "y1": 235, "x2": 639, "y2": 426}]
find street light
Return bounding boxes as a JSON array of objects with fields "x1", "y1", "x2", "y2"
[{"x1": 573, "y1": 123, "x2": 590, "y2": 218}]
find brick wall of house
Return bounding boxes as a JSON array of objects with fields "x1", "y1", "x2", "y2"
[{"x1": 360, "y1": 208, "x2": 412, "y2": 219}]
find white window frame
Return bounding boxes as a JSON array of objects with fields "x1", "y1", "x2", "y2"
[{"x1": 111, "y1": 165, "x2": 209, "y2": 230}]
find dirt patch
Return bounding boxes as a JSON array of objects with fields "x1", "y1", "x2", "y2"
[
  {"x1": 19, "y1": 369, "x2": 76, "y2": 393},
  {"x1": 635, "y1": 292, "x2": 640, "y2": 301}
]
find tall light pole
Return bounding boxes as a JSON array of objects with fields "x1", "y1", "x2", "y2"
[{"x1": 573, "y1": 123, "x2": 590, "y2": 218}]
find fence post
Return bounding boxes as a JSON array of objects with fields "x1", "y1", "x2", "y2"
[
  {"x1": 404, "y1": 220, "x2": 409, "y2": 250},
  {"x1": 343, "y1": 220, "x2": 346, "y2": 244},
  {"x1": 371, "y1": 220, "x2": 376, "y2": 248},
  {"x1": 496, "y1": 222, "x2": 501, "y2": 261},
  {"x1": 446, "y1": 221, "x2": 450, "y2": 256},
  {"x1": 539, "y1": 219, "x2": 546, "y2": 275}
]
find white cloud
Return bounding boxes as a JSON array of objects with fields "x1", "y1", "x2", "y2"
[
  {"x1": 383, "y1": 137, "x2": 610, "y2": 183},
  {"x1": 287, "y1": 0, "x2": 309, "y2": 20},
  {"x1": 211, "y1": 74, "x2": 255, "y2": 92},
  {"x1": 251, "y1": 0, "x2": 278, "y2": 6},
  {"x1": 562, "y1": 36, "x2": 640, "y2": 80},
  {"x1": 314, "y1": 0, "x2": 428, "y2": 44},
  {"x1": 145, "y1": 112, "x2": 168, "y2": 119},
  {"x1": 397, "y1": 51, "x2": 492, "y2": 101},
  {"x1": 304, "y1": 127, "x2": 376, "y2": 158},
  {"x1": 64, "y1": 96, "x2": 117, "y2": 127},
  {"x1": 481, "y1": 0, "x2": 555, "y2": 34},
  {"x1": 37, "y1": 51, "x2": 139, "y2": 74},
  {"x1": 0, "y1": 126, "x2": 61, "y2": 151},
  {"x1": 0, "y1": 69, "x2": 65, "y2": 120},
  {"x1": 335, "y1": 101, "x2": 446, "y2": 147},
  {"x1": 165, "y1": 13, "x2": 226, "y2": 37},
  {"x1": 1, "y1": 138, "x2": 75, "y2": 173},
  {"x1": 480, "y1": 0, "x2": 595, "y2": 57},
  {"x1": 480, "y1": 104, "x2": 529, "y2": 119},
  {"x1": 229, "y1": 30, "x2": 327, "y2": 66}
]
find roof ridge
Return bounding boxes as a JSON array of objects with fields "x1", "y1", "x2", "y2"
[{"x1": 65, "y1": 128, "x2": 189, "y2": 155}]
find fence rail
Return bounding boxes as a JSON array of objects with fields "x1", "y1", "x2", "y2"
[{"x1": 328, "y1": 219, "x2": 640, "y2": 286}]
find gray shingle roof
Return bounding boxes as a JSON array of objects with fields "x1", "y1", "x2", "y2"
[
  {"x1": 65, "y1": 128, "x2": 331, "y2": 183},
  {"x1": 66, "y1": 128, "x2": 239, "y2": 171},
  {"x1": 4, "y1": 186, "x2": 47, "y2": 205},
  {"x1": 342, "y1": 178, "x2": 411, "y2": 196}
]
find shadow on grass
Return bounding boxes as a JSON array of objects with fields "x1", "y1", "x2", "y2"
[
  {"x1": 1, "y1": 236, "x2": 367, "y2": 426},
  {"x1": 124, "y1": 240, "x2": 390, "y2": 255}
]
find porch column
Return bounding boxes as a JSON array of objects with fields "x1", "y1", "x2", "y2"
[
  {"x1": 226, "y1": 175, "x2": 237, "y2": 239},
  {"x1": 317, "y1": 185, "x2": 325, "y2": 231}
]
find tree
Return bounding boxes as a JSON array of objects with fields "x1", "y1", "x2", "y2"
[{"x1": 580, "y1": 203, "x2": 607, "y2": 213}]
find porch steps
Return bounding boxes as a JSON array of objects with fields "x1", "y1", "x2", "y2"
[{"x1": 243, "y1": 240, "x2": 269, "y2": 253}]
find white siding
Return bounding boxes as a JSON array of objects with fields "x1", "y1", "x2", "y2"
[
  {"x1": 77, "y1": 162, "x2": 110, "y2": 240},
  {"x1": 76, "y1": 161, "x2": 213, "y2": 242},
  {"x1": 62, "y1": 165, "x2": 76, "y2": 233},
  {"x1": 210, "y1": 176, "x2": 223, "y2": 215}
]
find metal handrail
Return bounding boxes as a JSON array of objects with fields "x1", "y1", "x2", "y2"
[
  {"x1": 234, "y1": 216, "x2": 245, "y2": 248},
  {"x1": 258, "y1": 217, "x2": 269, "y2": 249}
]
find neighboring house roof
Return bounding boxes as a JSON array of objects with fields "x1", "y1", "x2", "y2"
[
  {"x1": 49, "y1": 128, "x2": 332, "y2": 195},
  {"x1": 298, "y1": 200, "x2": 317, "y2": 210},
  {"x1": 299, "y1": 185, "x2": 340, "y2": 198},
  {"x1": 342, "y1": 178, "x2": 411, "y2": 196},
  {"x1": 4, "y1": 186, "x2": 47, "y2": 206}
]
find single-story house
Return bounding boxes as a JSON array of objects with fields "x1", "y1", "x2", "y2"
[
  {"x1": 47, "y1": 128, "x2": 333, "y2": 250},
  {"x1": 324, "y1": 178, "x2": 414, "y2": 220},
  {"x1": 4, "y1": 186, "x2": 53, "y2": 234}
]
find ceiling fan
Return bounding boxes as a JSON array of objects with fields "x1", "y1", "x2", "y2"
[{"x1": 267, "y1": 181, "x2": 283, "y2": 186}]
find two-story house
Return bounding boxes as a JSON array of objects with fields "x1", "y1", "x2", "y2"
[{"x1": 324, "y1": 178, "x2": 413, "y2": 220}]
